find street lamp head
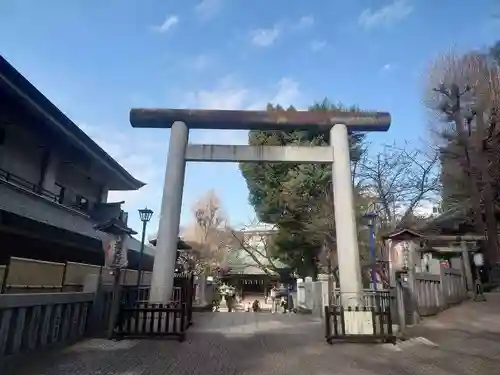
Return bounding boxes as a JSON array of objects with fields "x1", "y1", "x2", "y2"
[
  {"x1": 473, "y1": 252, "x2": 484, "y2": 267},
  {"x1": 138, "y1": 207, "x2": 154, "y2": 223},
  {"x1": 363, "y1": 211, "x2": 377, "y2": 227}
]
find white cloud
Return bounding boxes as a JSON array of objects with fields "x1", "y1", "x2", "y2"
[
  {"x1": 153, "y1": 14, "x2": 179, "y2": 33},
  {"x1": 381, "y1": 63, "x2": 393, "y2": 71},
  {"x1": 183, "y1": 75, "x2": 250, "y2": 110},
  {"x1": 358, "y1": 0, "x2": 413, "y2": 29},
  {"x1": 189, "y1": 54, "x2": 212, "y2": 71},
  {"x1": 250, "y1": 25, "x2": 281, "y2": 47},
  {"x1": 269, "y1": 78, "x2": 301, "y2": 107},
  {"x1": 296, "y1": 15, "x2": 315, "y2": 29},
  {"x1": 195, "y1": 0, "x2": 223, "y2": 20},
  {"x1": 310, "y1": 40, "x2": 327, "y2": 52},
  {"x1": 250, "y1": 15, "x2": 313, "y2": 47},
  {"x1": 182, "y1": 76, "x2": 303, "y2": 145},
  {"x1": 413, "y1": 200, "x2": 437, "y2": 218},
  {"x1": 77, "y1": 123, "x2": 167, "y2": 233},
  {"x1": 183, "y1": 75, "x2": 302, "y2": 111}
]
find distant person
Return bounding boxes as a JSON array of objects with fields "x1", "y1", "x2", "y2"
[
  {"x1": 225, "y1": 286, "x2": 236, "y2": 312},
  {"x1": 270, "y1": 285, "x2": 279, "y2": 314},
  {"x1": 280, "y1": 284, "x2": 289, "y2": 313},
  {"x1": 287, "y1": 284, "x2": 295, "y2": 313}
]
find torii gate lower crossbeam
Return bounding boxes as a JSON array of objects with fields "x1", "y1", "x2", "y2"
[{"x1": 129, "y1": 109, "x2": 391, "y2": 310}]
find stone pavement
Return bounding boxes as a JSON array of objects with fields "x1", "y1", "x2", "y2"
[{"x1": 7, "y1": 293, "x2": 500, "y2": 375}]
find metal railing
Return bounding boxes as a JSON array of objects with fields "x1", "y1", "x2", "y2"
[
  {"x1": 331, "y1": 288, "x2": 392, "y2": 310},
  {"x1": 0, "y1": 167, "x2": 91, "y2": 214},
  {"x1": 0, "y1": 167, "x2": 60, "y2": 203}
]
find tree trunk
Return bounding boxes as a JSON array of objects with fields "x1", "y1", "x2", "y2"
[
  {"x1": 475, "y1": 115, "x2": 499, "y2": 265},
  {"x1": 482, "y1": 187, "x2": 499, "y2": 264},
  {"x1": 453, "y1": 112, "x2": 487, "y2": 248}
]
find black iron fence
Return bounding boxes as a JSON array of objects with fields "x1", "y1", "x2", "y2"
[
  {"x1": 115, "y1": 302, "x2": 188, "y2": 341},
  {"x1": 324, "y1": 291, "x2": 396, "y2": 344},
  {"x1": 331, "y1": 288, "x2": 392, "y2": 309},
  {"x1": 120, "y1": 286, "x2": 151, "y2": 306},
  {"x1": 113, "y1": 273, "x2": 195, "y2": 340}
]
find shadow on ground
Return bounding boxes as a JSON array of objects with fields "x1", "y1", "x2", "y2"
[{"x1": 5, "y1": 295, "x2": 500, "y2": 375}]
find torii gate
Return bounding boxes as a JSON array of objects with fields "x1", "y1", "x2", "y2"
[{"x1": 129, "y1": 108, "x2": 391, "y2": 307}]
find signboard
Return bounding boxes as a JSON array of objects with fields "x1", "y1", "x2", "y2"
[{"x1": 102, "y1": 234, "x2": 129, "y2": 269}]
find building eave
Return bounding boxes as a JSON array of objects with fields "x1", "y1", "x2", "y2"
[
  {"x1": 0, "y1": 55, "x2": 145, "y2": 191},
  {"x1": 381, "y1": 228, "x2": 424, "y2": 240}
]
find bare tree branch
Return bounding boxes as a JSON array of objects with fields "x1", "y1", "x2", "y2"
[
  {"x1": 180, "y1": 189, "x2": 232, "y2": 275},
  {"x1": 357, "y1": 143, "x2": 441, "y2": 233},
  {"x1": 227, "y1": 221, "x2": 282, "y2": 277},
  {"x1": 425, "y1": 51, "x2": 500, "y2": 263}
]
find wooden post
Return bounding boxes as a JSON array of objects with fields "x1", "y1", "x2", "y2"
[
  {"x1": 107, "y1": 268, "x2": 122, "y2": 339},
  {"x1": 61, "y1": 262, "x2": 68, "y2": 292},
  {"x1": 83, "y1": 272, "x2": 102, "y2": 334},
  {"x1": 1, "y1": 260, "x2": 10, "y2": 294},
  {"x1": 326, "y1": 241, "x2": 333, "y2": 307},
  {"x1": 395, "y1": 277, "x2": 406, "y2": 333},
  {"x1": 439, "y1": 267, "x2": 446, "y2": 310},
  {"x1": 461, "y1": 241, "x2": 474, "y2": 292},
  {"x1": 406, "y1": 240, "x2": 420, "y2": 325}
]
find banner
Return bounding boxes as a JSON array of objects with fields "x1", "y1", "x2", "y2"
[{"x1": 102, "y1": 234, "x2": 129, "y2": 269}]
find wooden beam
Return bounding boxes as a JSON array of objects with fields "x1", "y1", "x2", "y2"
[
  {"x1": 425, "y1": 235, "x2": 485, "y2": 242},
  {"x1": 130, "y1": 108, "x2": 391, "y2": 132}
]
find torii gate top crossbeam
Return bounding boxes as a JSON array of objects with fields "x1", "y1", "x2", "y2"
[{"x1": 129, "y1": 108, "x2": 391, "y2": 132}]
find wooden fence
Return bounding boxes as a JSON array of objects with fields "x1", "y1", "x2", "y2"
[
  {"x1": 413, "y1": 267, "x2": 467, "y2": 316},
  {"x1": 0, "y1": 257, "x2": 153, "y2": 294},
  {"x1": 0, "y1": 279, "x2": 193, "y2": 364},
  {"x1": 0, "y1": 292, "x2": 97, "y2": 364}
]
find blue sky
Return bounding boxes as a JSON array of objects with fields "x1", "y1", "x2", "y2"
[{"x1": 0, "y1": 0, "x2": 498, "y2": 237}]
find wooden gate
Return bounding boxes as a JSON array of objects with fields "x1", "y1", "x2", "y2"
[
  {"x1": 324, "y1": 290, "x2": 396, "y2": 344},
  {"x1": 114, "y1": 273, "x2": 195, "y2": 341}
]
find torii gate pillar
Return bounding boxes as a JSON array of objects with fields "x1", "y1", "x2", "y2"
[
  {"x1": 331, "y1": 124, "x2": 363, "y2": 304},
  {"x1": 149, "y1": 121, "x2": 189, "y2": 303}
]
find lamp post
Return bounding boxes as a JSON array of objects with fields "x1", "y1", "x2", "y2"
[
  {"x1": 136, "y1": 208, "x2": 153, "y2": 292},
  {"x1": 473, "y1": 252, "x2": 486, "y2": 302},
  {"x1": 363, "y1": 211, "x2": 378, "y2": 290}
]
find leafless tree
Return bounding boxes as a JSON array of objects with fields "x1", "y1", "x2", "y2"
[
  {"x1": 180, "y1": 189, "x2": 232, "y2": 275},
  {"x1": 228, "y1": 221, "x2": 284, "y2": 277},
  {"x1": 425, "y1": 52, "x2": 500, "y2": 263},
  {"x1": 356, "y1": 143, "x2": 441, "y2": 233}
]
